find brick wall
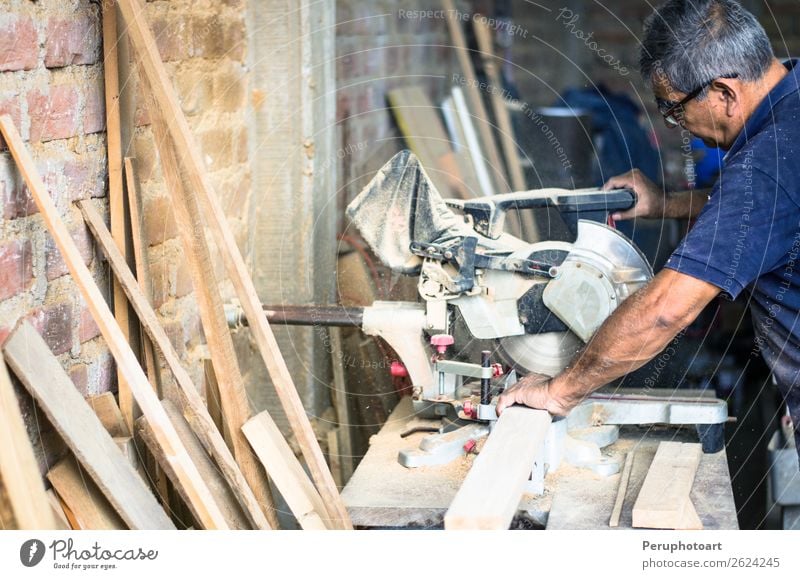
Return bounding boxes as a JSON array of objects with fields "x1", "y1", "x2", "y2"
[{"x1": 0, "y1": 0, "x2": 112, "y2": 397}]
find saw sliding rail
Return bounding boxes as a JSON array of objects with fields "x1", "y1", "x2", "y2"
[{"x1": 225, "y1": 304, "x2": 364, "y2": 329}]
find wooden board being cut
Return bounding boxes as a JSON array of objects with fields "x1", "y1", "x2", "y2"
[
  {"x1": 4, "y1": 322, "x2": 174, "y2": 530},
  {"x1": 444, "y1": 406, "x2": 551, "y2": 530},
  {"x1": 632, "y1": 441, "x2": 703, "y2": 530}
]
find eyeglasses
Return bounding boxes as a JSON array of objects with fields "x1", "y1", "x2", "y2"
[{"x1": 656, "y1": 74, "x2": 739, "y2": 128}]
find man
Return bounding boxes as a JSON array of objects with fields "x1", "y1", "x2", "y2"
[{"x1": 497, "y1": 0, "x2": 800, "y2": 457}]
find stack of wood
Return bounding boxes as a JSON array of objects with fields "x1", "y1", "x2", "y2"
[{"x1": 0, "y1": 0, "x2": 350, "y2": 531}]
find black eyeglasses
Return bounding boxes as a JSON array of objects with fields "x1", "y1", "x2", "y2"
[{"x1": 657, "y1": 74, "x2": 739, "y2": 128}]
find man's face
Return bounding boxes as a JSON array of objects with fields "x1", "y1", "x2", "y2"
[{"x1": 652, "y1": 77, "x2": 736, "y2": 150}]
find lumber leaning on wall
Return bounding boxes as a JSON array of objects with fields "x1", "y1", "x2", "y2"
[
  {"x1": 78, "y1": 199, "x2": 272, "y2": 530},
  {"x1": 117, "y1": 0, "x2": 351, "y2": 529},
  {"x1": 4, "y1": 322, "x2": 174, "y2": 530},
  {"x1": 0, "y1": 115, "x2": 228, "y2": 530},
  {"x1": 0, "y1": 354, "x2": 56, "y2": 529}
]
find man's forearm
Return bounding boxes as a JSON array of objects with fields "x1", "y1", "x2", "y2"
[
  {"x1": 663, "y1": 188, "x2": 711, "y2": 219},
  {"x1": 547, "y1": 270, "x2": 718, "y2": 408}
]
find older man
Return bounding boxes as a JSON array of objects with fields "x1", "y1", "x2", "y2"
[{"x1": 497, "y1": 0, "x2": 800, "y2": 456}]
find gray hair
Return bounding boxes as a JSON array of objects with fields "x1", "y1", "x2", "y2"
[{"x1": 640, "y1": 0, "x2": 773, "y2": 98}]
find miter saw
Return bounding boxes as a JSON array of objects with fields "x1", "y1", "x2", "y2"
[{"x1": 227, "y1": 150, "x2": 728, "y2": 485}]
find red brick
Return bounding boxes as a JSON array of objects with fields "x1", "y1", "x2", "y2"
[
  {"x1": 68, "y1": 364, "x2": 89, "y2": 395},
  {"x1": 28, "y1": 301, "x2": 73, "y2": 356},
  {"x1": 0, "y1": 94, "x2": 23, "y2": 149},
  {"x1": 83, "y1": 78, "x2": 105, "y2": 135},
  {"x1": 0, "y1": 15, "x2": 38, "y2": 72},
  {"x1": 94, "y1": 353, "x2": 116, "y2": 396},
  {"x1": 78, "y1": 306, "x2": 101, "y2": 343},
  {"x1": 162, "y1": 319, "x2": 186, "y2": 358},
  {"x1": 44, "y1": 14, "x2": 100, "y2": 68},
  {"x1": 28, "y1": 86, "x2": 80, "y2": 142},
  {"x1": 0, "y1": 240, "x2": 34, "y2": 301},
  {"x1": 150, "y1": 13, "x2": 191, "y2": 62},
  {"x1": 64, "y1": 156, "x2": 106, "y2": 201},
  {"x1": 45, "y1": 223, "x2": 95, "y2": 281},
  {"x1": 143, "y1": 195, "x2": 178, "y2": 246}
]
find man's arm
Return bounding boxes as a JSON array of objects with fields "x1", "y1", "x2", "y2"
[
  {"x1": 604, "y1": 169, "x2": 710, "y2": 221},
  {"x1": 496, "y1": 269, "x2": 721, "y2": 415}
]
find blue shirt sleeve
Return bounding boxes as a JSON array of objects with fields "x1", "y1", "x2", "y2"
[{"x1": 664, "y1": 159, "x2": 796, "y2": 300}]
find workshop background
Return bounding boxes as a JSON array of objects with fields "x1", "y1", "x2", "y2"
[{"x1": 0, "y1": 0, "x2": 797, "y2": 531}]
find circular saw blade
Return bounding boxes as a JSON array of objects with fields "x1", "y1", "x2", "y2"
[{"x1": 497, "y1": 331, "x2": 582, "y2": 377}]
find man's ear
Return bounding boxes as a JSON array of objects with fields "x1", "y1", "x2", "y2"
[{"x1": 711, "y1": 78, "x2": 739, "y2": 117}]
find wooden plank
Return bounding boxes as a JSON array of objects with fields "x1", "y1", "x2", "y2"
[
  {"x1": 387, "y1": 86, "x2": 473, "y2": 199},
  {"x1": 243, "y1": 412, "x2": 329, "y2": 530},
  {"x1": 87, "y1": 392, "x2": 130, "y2": 438},
  {"x1": 329, "y1": 328, "x2": 353, "y2": 483},
  {"x1": 327, "y1": 429, "x2": 342, "y2": 488},
  {"x1": 124, "y1": 157, "x2": 161, "y2": 396},
  {"x1": 103, "y1": 1, "x2": 137, "y2": 433},
  {"x1": 443, "y1": 90, "x2": 494, "y2": 198},
  {"x1": 45, "y1": 489, "x2": 71, "y2": 530},
  {"x1": 78, "y1": 199, "x2": 273, "y2": 530},
  {"x1": 442, "y1": 0, "x2": 507, "y2": 194},
  {"x1": 136, "y1": 87, "x2": 279, "y2": 528},
  {"x1": 136, "y1": 400, "x2": 249, "y2": 529},
  {"x1": 472, "y1": 19, "x2": 526, "y2": 193},
  {"x1": 0, "y1": 354, "x2": 56, "y2": 529},
  {"x1": 0, "y1": 116, "x2": 227, "y2": 530},
  {"x1": 632, "y1": 441, "x2": 703, "y2": 530},
  {"x1": 203, "y1": 358, "x2": 232, "y2": 451},
  {"x1": 47, "y1": 456, "x2": 126, "y2": 530},
  {"x1": 444, "y1": 406, "x2": 551, "y2": 529},
  {"x1": 117, "y1": 0, "x2": 350, "y2": 528},
  {"x1": 609, "y1": 451, "x2": 634, "y2": 527},
  {"x1": 4, "y1": 323, "x2": 174, "y2": 530}
]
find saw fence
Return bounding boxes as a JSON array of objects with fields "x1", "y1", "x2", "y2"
[{"x1": 0, "y1": 0, "x2": 348, "y2": 531}]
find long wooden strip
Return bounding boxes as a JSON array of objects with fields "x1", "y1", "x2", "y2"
[
  {"x1": 47, "y1": 456, "x2": 126, "y2": 530},
  {"x1": 442, "y1": 0, "x2": 507, "y2": 193},
  {"x1": 137, "y1": 400, "x2": 249, "y2": 529},
  {"x1": 4, "y1": 323, "x2": 173, "y2": 529},
  {"x1": 243, "y1": 412, "x2": 329, "y2": 530},
  {"x1": 609, "y1": 451, "x2": 634, "y2": 527},
  {"x1": 103, "y1": 1, "x2": 136, "y2": 433},
  {"x1": 444, "y1": 406, "x2": 551, "y2": 529},
  {"x1": 124, "y1": 157, "x2": 161, "y2": 395},
  {"x1": 329, "y1": 328, "x2": 353, "y2": 483},
  {"x1": 78, "y1": 199, "x2": 272, "y2": 530},
  {"x1": 0, "y1": 116, "x2": 227, "y2": 530},
  {"x1": 117, "y1": 0, "x2": 350, "y2": 527},
  {"x1": 472, "y1": 19, "x2": 526, "y2": 192},
  {"x1": 0, "y1": 354, "x2": 56, "y2": 529},
  {"x1": 140, "y1": 86, "x2": 279, "y2": 528},
  {"x1": 632, "y1": 441, "x2": 703, "y2": 530}
]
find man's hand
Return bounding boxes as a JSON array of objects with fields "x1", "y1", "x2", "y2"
[
  {"x1": 495, "y1": 373, "x2": 573, "y2": 417},
  {"x1": 604, "y1": 169, "x2": 665, "y2": 220}
]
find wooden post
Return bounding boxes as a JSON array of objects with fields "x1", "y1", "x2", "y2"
[
  {"x1": 117, "y1": 0, "x2": 351, "y2": 528},
  {"x1": 0, "y1": 116, "x2": 228, "y2": 530}
]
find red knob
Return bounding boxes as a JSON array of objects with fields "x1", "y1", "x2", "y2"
[
  {"x1": 390, "y1": 361, "x2": 408, "y2": 377},
  {"x1": 492, "y1": 364, "x2": 504, "y2": 378},
  {"x1": 430, "y1": 334, "x2": 454, "y2": 354},
  {"x1": 463, "y1": 439, "x2": 477, "y2": 454}
]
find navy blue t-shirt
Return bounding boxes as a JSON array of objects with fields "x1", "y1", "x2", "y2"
[{"x1": 665, "y1": 60, "x2": 800, "y2": 453}]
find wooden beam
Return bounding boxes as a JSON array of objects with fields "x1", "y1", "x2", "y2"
[
  {"x1": 87, "y1": 392, "x2": 130, "y2": 438},
  {"x1": 472, "y1": 18, "x2": 526, "y2": 192},
  {"x1": 203, "y1": 358, "x2": 233, "y2": 451},
  {"x1": 103, "y1": 0, "x2": 137, "y2": 433},
  {"x1": 243, "y1": 412, "x2": 330, "y2": 530},
  {"x1": 124, "y1": 157, "x2": 161, "y2": 396},
  {"x1": 45, "y1": 489, "x2": 71, "y2": 530},
  {"x1": 0, "y1": 354, "x2": 56, "y2": 529},
  {"x1": 138, "y1": 86, "x2": 279, "y2": 528},
  {"x1": 0, "y1": 116, "x2": 228, "y2": 530},
  {"x1": 137, "y1": 400, "x2": 249, "y2": 529},
  {"x1": 4, "y1": 322, "x2": 174, "y2": 530},
  {"x1": 78, "y1": 199, "x2": 273, "y2": 530},
  {"x1": 444, "y1": 406, "x2": 551, "y2": 529},
  {"x1": 329, "y1": 328, "x2": 353, "y2": 483},
  {"x1": 442, "y1": 0, "x2": 508, "y2": 193},
  {"x1": 632, "y1": 441, "x2": 703, "y2": 530},
  {"x1": 609, "y1": 451, "x2": 634, "y2": 528},
  {"x1": 117, "y1": 0, "x2": 350, "y2": 528},
  {"x1": 47, "y1": 456, "x2": 126, "y2": 530}
]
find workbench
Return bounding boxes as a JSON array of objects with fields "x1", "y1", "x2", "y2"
[{"x1": 341, "y1": 397, "x2": 739, "y2": 529}]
